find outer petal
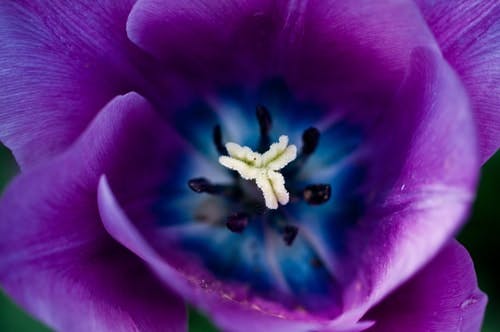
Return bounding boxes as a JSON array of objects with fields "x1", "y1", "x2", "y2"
[
  {"x1": 416, "y1": 0, "x2": 500, "y2": 163},
  {"x1": 364, "y1": 241, "x2": 487, "y2": 332},
  {"x1": 332, "y1": 48, "x2": 479, "y2": 322},
  {"x1": 126, "y1": 0, "x2": 438, "y2": 101},
  {"x1": 0, "y1": 92, "x2": 186, "y2": 332},
  {"x1": 0, "y1": 0, "x2": 154, "y2": 168}
]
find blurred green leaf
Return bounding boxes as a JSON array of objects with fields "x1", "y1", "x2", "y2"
[
  {"x1": 0, "y1": 144, "x2": 18, "y2": 192},
  {"x1": 189, "y1": 308, "x2": 218, "y2": 332},
  {"x1": 0, "y1": 291, "x2": 51, "y2": 332},
  {"x1": 459, "y1": 151, "x2": 500, "y2": 332}
]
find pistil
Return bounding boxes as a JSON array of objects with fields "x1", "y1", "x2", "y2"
[{"x1": 218, "y1": 135, "x2": 297, "y2": 209}]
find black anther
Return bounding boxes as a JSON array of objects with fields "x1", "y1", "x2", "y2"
[
  {"x1": 226, "y1": 212, "x2": 249, "y2": 233},
  {"x1": 213, "y1": 125, "x2": 227, "y2": 155},
  {"x1": 303, "y1": 184, "x2": 331, "y2": 205},
  {"x1": 188, "y1": 178, "x2": 220, "y2": 194},
  {"x1": 256, "y1": 105, "x2": 272, "y2": 151},
  {"x1": 302, "y1": 127, "x2": 320, "y2": 155},
  {"x1": 283, "y1": 225, "x2": 299, "y2": 246}
]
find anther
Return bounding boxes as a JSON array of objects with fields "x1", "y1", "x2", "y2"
[
  {"x1": 213, "y1": 125, "x2": 227, "y2": 155},
  {"x1": 282, "y1": 127, "x2": 320, "y2": 178},
  {"x1": 256, "y1": 105, "x2": 272, "y2": 152},
  {"x1": 301, "y1": 127, "x2": 320, "y2": 155},
  {"x1": 226, "y1": 212, "x2": 249, "y2": 233},
  {"x1": 303, "y1": 184, "x2": 331, "y2": 205},
  {"x1": 283, "y1": 225, "x2": 298, "y2": 246},
  {"x1": 188, "y1": 178, "x2": 221, "y2": 194}
]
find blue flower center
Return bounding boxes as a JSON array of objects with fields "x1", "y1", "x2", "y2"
[
  {"x1": 157, "y1": 80, "x2": 366, "y2": 314},
  {"x1": 188, "y1": 107, "x2": 331, "y2": 243}
]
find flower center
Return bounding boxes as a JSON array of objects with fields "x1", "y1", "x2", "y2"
[
  {"x1": 187, "y1": 105, "x2": 332, "y2": 246},
  {"x1": 159, "y1": 80, "x2": 366, "y2": 313}
]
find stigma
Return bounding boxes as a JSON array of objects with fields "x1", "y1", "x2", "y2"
[{"x1": 218, "y1": 135, "x2": 297, "y2": 209}]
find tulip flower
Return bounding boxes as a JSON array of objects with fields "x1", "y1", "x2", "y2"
[{"x1": 1, "y1": 1, "x2": 498, "y2": 331}]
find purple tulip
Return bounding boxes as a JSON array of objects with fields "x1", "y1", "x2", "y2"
[{"x1": 0, "y1": 1, "x2": 498, "y2": 331}]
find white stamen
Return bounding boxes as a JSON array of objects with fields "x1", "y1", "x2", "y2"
[{"x1": 218, "y1": 135, "x2": 297, "y2": 209}]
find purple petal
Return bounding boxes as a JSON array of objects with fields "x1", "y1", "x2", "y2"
[
  {"x1": 417, "y1": 0, "x2": 500, "y2": 163},
  {"x1": 333, "y1": 48, "x2": 479, "y2": 322},
  {"x1": 126, "y1": 0, "x2": 438, "y2": 100},
  {"x1": 0, "y1": 92, "x2": 187, "y2": 331},
  {"x1": 364, "y1": 241, "x2": 487, "y2": 332},
  {"x1": 99, "y1": 176, "x2": 377, "y2": 332},
  {"x1": 0, "y1": 0, "x2": 152, "y2": 168}
]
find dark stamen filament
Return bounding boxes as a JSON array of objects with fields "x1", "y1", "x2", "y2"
[
  {"x1": 303, "y1": 184, "x2": 331, "y2": 205},
  {"x1": 283, "y1": 127, "x2": 320, "y2": 178},
  {"x1": 256, "y1": 105, "x2": 272, "y2": 152},
  {"x1": 213, "y1": 125, "x2": 227, "y2": 155},
  {"x1": 283, "y1": 225, "x2": 298, "y2": 246},
  {"x1": 301, "y1": 127, "x2": 320, "y2": 155},
  {"x1": 188, "y1": 178, "x2": 224, "y2": 194},
  {"x1": 226, "y1": 212, "x2": 249, "y2": 233}
]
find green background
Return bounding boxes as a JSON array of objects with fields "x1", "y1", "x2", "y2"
[{"x1": 0, "y1": 144, "x2": 499, "y2": 331}]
